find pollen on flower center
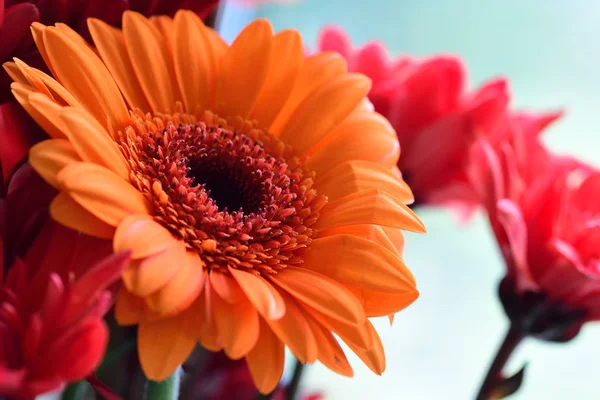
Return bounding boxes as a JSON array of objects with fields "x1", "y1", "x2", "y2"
[{"x1": 118, "y1": 109, "x2": 327, "y2": 274}]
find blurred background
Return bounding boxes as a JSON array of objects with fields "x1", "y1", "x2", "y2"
[{"x1": 219, "y1": 1, "x2": 600, "y2": 399}]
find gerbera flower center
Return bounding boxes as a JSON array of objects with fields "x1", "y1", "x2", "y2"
[
  {"x1": 119, "y1": 110, "x2": 327, "y2": 274},
  {"x1": 188, "y1": 159, "x2": 260, "y2": 214}
]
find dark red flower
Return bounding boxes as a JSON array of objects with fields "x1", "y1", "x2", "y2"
[
  {"x1": 470, "y1": 111, "x2": 600, "y2": 340},
  {"x1": 0, "y1": 219, "x2": 129, "y2": 399},
  {"x1": 0, "y1": 162, "x2": 55, "y2": 273},
  {"x1": 318, "y1": 26, "x2": 510, "y2": 218}
]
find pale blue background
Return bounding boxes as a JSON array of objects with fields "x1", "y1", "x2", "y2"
[{"x1": 219, "y1": 1, "x2": 600, "y2": 399}]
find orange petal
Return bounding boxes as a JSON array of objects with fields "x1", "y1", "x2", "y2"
[
  {"x1": 11, "y1": 85, "x2": 66, "y2": 139},
  {"x1": 211, "y1": 288, "x2": 259, "y2": 359},
  {"x1": 29, "y1": 139, "x2": 80, "y2": 188},
  {"x1": 88, "y1": 18, "x2": 151, "y2": 112},
  {"x1": 122, "y1": 241, "x2": 185, "y2": 297},
  {"x1": 200, "y1": 285, "x2": 223, "y2": 351},
  {"x1": 13, "y1": 59, "x2": 54, "y2": 100},
  {"x1": 50, "y1": 192, "x2": 115, "y2": 239},
  {"x1": 122, "y1": 11, "x2": 178, "y2": 113},
  {"x1": 229, "y1": 268, "x2": 285, "y2": 320},
  {"x1": 30, "y1": 22, "x2": 55, "y2": 77},
  {"x1": 304, "y1": 314, "x2": 353, "y2": 377},
  {"x1": 319, "y1": 224, "x2": 402, "y2": 258},
  {"x1": 383, "y1": 226, "x2": 405, "y2": 255},
  {"x1": 3, "y1": 62, "x2": 28, "y2": 86},
  {"x1": 314, "y1": 159, "x2": 414, "y2": 203},
  {"x1": 145, "y1": 250, "x2": 205, "y2": 315},
  {"x1": 271, "y1": 52, "x2": 347, "y2": 134},
  {"x1": 209, "y1": 271, "x2": 245, "y2": 304},
  {"x1": 303, "y1": 234, "x2": 416, "y2": 293},
  {"x1": 343, "y1": 320, "x2": 385, "y2": 375},
  {"x1": 205, "y1": 27, "x2": 227, "y2": 60},
  {"x1": 250, "y1": 29, "x2": 303, "y2": 128},
  {"x1": 138, "y1": 299, "x2": 205, "y2": 381},
  {"x1": 173, "y1": 11, "x2": 218, "y2": 113},
  {"x1": 149, "y1": 16, "x2": 175, "y2": 55},
  {"x1": 28, "y1": 67, "x2": 84, "y2": 108},
  {"x1": 214, "y1": 19, "x2": 273, "y2": 118},
  {"x1": 279, "y1": 74, "x2": 370, "y2": 154},
  {"x1": 345, "y1": 285, "x2": 419, "y2": 317},
  {"x1": 114, "y1": 286, "x2": 148, "y2": 326},
  {"x1": 58, "y1": 162, "x2": 152, "y2": 226},
  {"x1": 316, "y1": 188, "x2": 425, "y2": 233},
  {"x1": 114, "y1": 214, "x2": 176, "y2": 259},
  {"x1": 305, "y1": 111, "x2": 399, "y2": 174},
  {"x1": 301, "y1": 303, "x2": 372, "y2": 350},
  {"x1": 246, "y1": 318, "x2": 285, "y2": 395},
  {"x1": 269, "y1": 267, "x2": 365, "y2": 325},
  {"x1": 42, "y1": 26, "x2": 130, "y2": 130},
  {"x1": 27, "y1": 91, "x2": 68, "y2": 136},
  {"x1": 59, "y1": 107, "x2": 130, "y2": 179},
  {"x1": 265, "y1": 292, "x2": 317, "y2": 364}
]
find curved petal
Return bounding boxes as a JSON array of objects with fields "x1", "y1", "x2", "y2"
[
  {"x1": 59, "y1": 107, "x2": 130, "y2": 179},
  {"x1": 279, "y1": 74, "x2": 370, "y2": 154},
  {"x1": 250, "y1": 29, "x2": 303, "y2": 128},
  {"x1": 245, "y1": 318, "x2": 285, "y2": 395},
  {"x1": 88, "y1": 18, "x2": 151, "y2": 112},
  {"x1": 145, "y1": 250, "x2": 205, "y2": 315},
  {"x1": 42, "y1": 26, "x2": 130, "y2": 130},
  {"x1": 138, "y1": 299, "x2": 205, "y2": 381},
  {"x1": 305, "y1": 111, "x2": 399, "y2": 174},
  {"x1": 314, "y1": 159, "x2": 414, "y2": 203},
  {"x1": 343, "y1": 320, "x2": 385, "y2": 375},
  {"x1": 122, "y1": 11, "x2": 178, "y2": 113},
  {"x1": 58, "y1": 162, "x2": 152, "y2": 226},
  {"x1": 316, "y1": 188, "x2": 425, "y2": 233},
  {"x1": 304, "y1": 314, "x2": 353, "y2": 377},
  {"x1": 269, "y1": 267, "x2": 365, "y2": 325},
  {"x1": 301, "y1": 303, "x2": 373, "y2": 350},
  {"x1": 115, "y1": 286, "x2": 147, "y2": 325},
  {"x1": 265, "y1": 292, "x2": 317, "y2": 364},
  {"x1": 214, "y1": 19, "x2": 273, "y2": 118},
  {"x1": 173, "y1": 10, "x2": 218, "y2": 113},
  {"x1": 229, "y1": 268, "x2": 285, "y2": 320},
  {"x1": 29, "y1": 139, "x2": 81, "y2": 188},
  {"x1": 50, "y1": 192, "x2": 115, "y2": 239},
  {"x1": 303, "y1": 234, "x2": 416, "y2": 293},
  {"x1": 209, "y1": 271, "x2": 245, "y2": 304},
  {"x1": 211, "y1": 288, "x2": 259, "y2": 359},
  {"x1": 345, "y1": 285, "x2": 419, "y2": 317},
  {"x1": 114, "y1": 214, "x2": 176, "y2": 259},
  {"x1": 271, "y1": 52, "x2": 347, "y2": 134},
  {"x1": 121, "y1": 241, "x2": 185, "y2": 297},
  {"x1": 149, "y1": 16, "x2": 175, "y2": 54},
  {"x1": 319, "y1": 224, "x2": 403, "y2": 258},
  {"x1": 11, "y1": 85, "x2": 66, "y2": 139}
]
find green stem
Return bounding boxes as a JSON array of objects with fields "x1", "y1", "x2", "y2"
[
  {"x1": 146, "y1": 366, "x2": 182, "y2": 400},
  {"x1": 61, "y1": 381, "x2": 88, "y2": 400}
]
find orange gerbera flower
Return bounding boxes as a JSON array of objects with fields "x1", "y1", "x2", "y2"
[{"x1": 5, "y1": 11, "x2": 425, "y2": 393}]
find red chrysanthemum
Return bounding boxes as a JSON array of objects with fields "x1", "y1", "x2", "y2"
[
  {"x1": 471, "y1": 111, "x2": 600, "y2": 339},
  {"x1": 318, "y1": 26, "x2": 510, "y2": 218},
  {"x1": 0, "y1": 219, "x2": 129, "y2": 399}
]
